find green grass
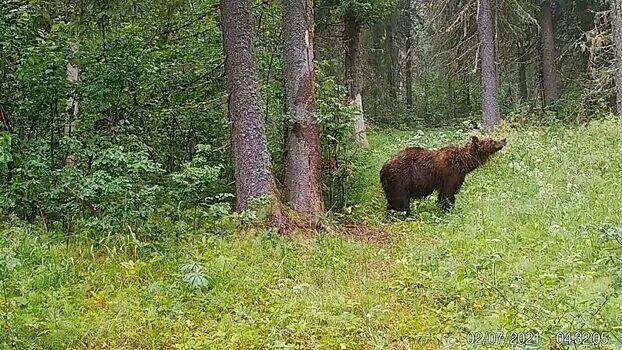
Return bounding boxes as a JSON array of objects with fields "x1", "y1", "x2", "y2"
[{"x1": 2, "y1": 119, "x2": 622, "y2": 349}]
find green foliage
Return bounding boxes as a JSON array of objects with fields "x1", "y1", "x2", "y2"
[
  {"x1": 0, "y1": 132, "x2": 12, "y2": 173},
  {"x1": 241, "y1": 195, "x2": 277, "y2": 224},
  {"x1": 317, "y1": 0, "x2": 395, "y2": 27},
  {"x1": 171, "y1": 144, "x2": 231, "y2": 209},
  {"x1": 0, "y1": 0, "x2": 235, "y2": 231},
  {"x1": 180, "y1": 260, "x2": 211, "y2": 290},
  {"x1": 316, "y1": 63, "x2": 357, "y2": 212},
  {"x1": 505, "y1": 103, "x2": 559, "y2": 126},
  {"x1": 555, "y1": 90, "x2": 585, "y2": 122},
  {"x1": 337, "y1": 0, "x2": 395, "y2": 23},
  {"x1": 2, "y1": 0, "x2": 621, "y2": 346},
  {"x1": 1, "y1": 137, "x2": 164, "y2": 229}
]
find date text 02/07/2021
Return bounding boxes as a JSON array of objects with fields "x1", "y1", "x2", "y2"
[{"x1": 465, "y1": 331, "x2": 610, "y2": 346}]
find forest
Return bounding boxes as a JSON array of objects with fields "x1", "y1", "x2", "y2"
[{"x1": 1, "y1": 0, "x2": 622, "y2": 348}]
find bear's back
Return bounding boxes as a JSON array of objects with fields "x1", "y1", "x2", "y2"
[{"x1": 382, "y1": 146, "x2": 441, "y2": 181}]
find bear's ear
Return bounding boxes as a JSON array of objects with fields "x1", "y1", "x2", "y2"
[{"x1": 471, "y1": 136, "x2": 480, "y2": 145}]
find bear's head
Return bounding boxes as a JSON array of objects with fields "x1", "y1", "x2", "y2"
[{"x1": 468, "y1": 136, "x2": 506, "y2": 161}]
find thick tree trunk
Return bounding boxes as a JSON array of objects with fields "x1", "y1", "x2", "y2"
[
  {"x1": 344, "y1": 15, "x2": 368, "y2": 146},
  {"x1": 517, "y1": 44, "x2": 528, "y2": 103},
  {"x1": 220, "y1": 0, "x2": 276, "y2": 212},
  {"x1": 281, "y1": 0, "x2": 323, "y2": 226},
  {"x1": 477, "y1": 0, "x2": 500, "y2": 130},
  {"x1": 538, "y1": 0, "x2": 559, "y2": 107},
  {"x1": 612, "y1": 0, "x2": 622, "y2": 114}
]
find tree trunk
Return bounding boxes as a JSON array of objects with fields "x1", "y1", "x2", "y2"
[
  {"x1": 538, "y1": 0, "x2": 559, "y2": 107},
  {"x1": 404, "y1": 0, "x2": 413, "y2": 110},
  {"x1": 64, "y1": 43, "x2": 79, "y2": 166},
  {"x1": 405, "y1": 47, "x2": 413, "y2": 110},
  {"x1": 505, "y1": 70, "x2": 514, "y2": 105},
  {"x1": 447, "y1": 75, "x2": 454, "y2": 116},
  {"x1": 612, "y1": 0, "x2": 622, "y2": 114},
  {"x1": 220, "y1": 0, "x2": 276, "y2": 212},
  {"x1": 344, "y1": 15, "x2": 368, "y2": 146},
  {"x1": 477, "y1": 0, "x2": 500, "y2": 130},
  {"x1": 385, "y1": 15, "x2": 398, "y2": 106},
  {"x1": 517, "y1": 43, "x2": 528, "y2": 103},
  {"x1": 313, "y1": 0, "x2": 321, "y2": 61},
  {"x1": 281, "y1": 0, "x2": 323, "y2": 226},
  {"x1": 465, "y1": 78, "x2": 471, "y2": 113},
  {"x1": 423, "y1": 78, "x2": 428, "y2": 117}
]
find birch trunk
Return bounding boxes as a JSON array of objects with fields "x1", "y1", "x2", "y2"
[
  {"x1": 344, "y1": 15, "x2": 368, "y2": 146},
  {"x1": 65, "y1": 43, "x2": 79, "y2": 166}
]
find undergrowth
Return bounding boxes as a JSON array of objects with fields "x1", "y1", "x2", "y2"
[{"x1": 2, "y1": 118, "x2": 622, "y2": 349}]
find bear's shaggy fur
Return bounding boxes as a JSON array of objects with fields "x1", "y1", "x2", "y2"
[{"x1": 380, "y1": 136, "x2": 506, "y2": 214}]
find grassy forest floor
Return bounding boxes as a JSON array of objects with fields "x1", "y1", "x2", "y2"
[{"x1": 2, "y1": 119, "x2": 622, "y2": 349}]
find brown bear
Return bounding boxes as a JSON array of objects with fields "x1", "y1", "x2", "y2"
[{"x1": 380, "y1": 136, "x2": 506, "y2": 214}]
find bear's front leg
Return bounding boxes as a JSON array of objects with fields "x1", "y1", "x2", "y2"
[
  {"x1": 387, "y1": 195, "x2": 411, "y2": 216},
  {"x1": 437, "y1": 193, "x2": 455, "y2": 213},
  {"x1": 437, "y1": 177, "x2": 464, "y2": 213}
]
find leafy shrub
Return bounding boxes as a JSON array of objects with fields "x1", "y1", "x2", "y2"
[
  {"x1": 1, "y1": 136, "x2": 163, "y2": 231},
  {"x1": 168, "y1": 144, "x2": 234, "y2": 229}
]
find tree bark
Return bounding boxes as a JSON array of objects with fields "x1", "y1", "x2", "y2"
[
  {"x1": 404, "y1": 0, "x2": 413, "y2": 110},
  {"x1": 405, "y1": 48, "x2": 413, "y2": 110},
  {"x1": 385, "y1": 14, "x2": 398, "y2": 106},
  {"x1": 517, "y1": 43, "x2": 528, "y2": 103},
  {"x1": 538, "y1": 0, "x2": 559, "y2": 107},
  {"x1": 447, "y1": 75, "x2": 454, "y2": 116},
  {"x1": 612, "y1": 0, "x2": 622, "y2": 114},
  {"x1": 313, "y1": 0, "x2": 321, "y2": 61},
  {"x1": 477, "y1": 0, "x2": 500, "y2": 130},
  {"x1": 344, "y1": 15, "x2": 368, "y2": 146},
  {"x1": 465, "y1": 78, "x2": 471, "y2": 113},
  {"x1": 64, "y1": 43, "x2": 79, "y2": 166},
  {"x1": 281, "y1": 0, "x2": 323, "y2": 226},
  {"x1": 423, "y1": 79, "x2": 428, "y2": 116},
  {"x1": 220, "y1": 0, "x2": 276, "y2": 212}
]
